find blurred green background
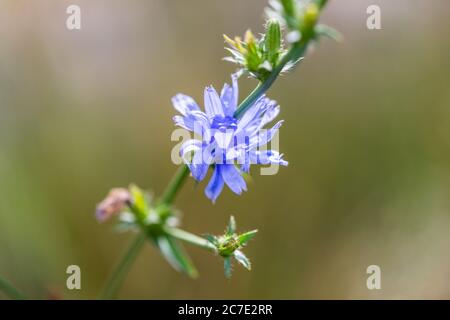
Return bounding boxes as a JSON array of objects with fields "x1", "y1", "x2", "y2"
[{"x1": 1, "y1": 0, "x2": 449, "y2": 299}]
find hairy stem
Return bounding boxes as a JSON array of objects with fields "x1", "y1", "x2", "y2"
[{"x1": 0, "y1": 275, "x2": 26, "y2": 300}]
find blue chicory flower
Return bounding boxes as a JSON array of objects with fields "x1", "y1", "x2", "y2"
[{"x1": 172, "y1": 74, "x2": 288, "y2": 202}]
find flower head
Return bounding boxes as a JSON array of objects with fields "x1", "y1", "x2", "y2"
[{"x1": 172, "y1": 74, "x2": 288, "y2": 202}]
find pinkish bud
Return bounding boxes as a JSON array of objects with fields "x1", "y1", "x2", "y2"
[{"x1": 96, "y1": 188, "x2": 131, "y2": 222}]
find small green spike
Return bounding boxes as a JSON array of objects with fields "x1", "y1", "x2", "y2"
[{"x1": 238, "y1": 230, "x2": 258, "y2": 246}]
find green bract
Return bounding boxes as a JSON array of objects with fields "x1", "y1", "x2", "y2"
[
  {"x1": 224, "y1": 19, "x2": 285, "y2": 81},
  {"x1": 205, "y1": 216, "x2": 258, "y2": 278}
]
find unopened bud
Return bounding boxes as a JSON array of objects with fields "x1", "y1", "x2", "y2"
[
  {"x1": 244, "y1": 29, "x2": 256, "y2": 45},
  {"x1": 303, "y1": 3, "x2": 319, "y2": 29},
  {"x1": 96, "y1": 188, "x2": 131, "y2": 222},
  {"x1": 265, "y1": 19, "x2": 282, "y2": 63}
]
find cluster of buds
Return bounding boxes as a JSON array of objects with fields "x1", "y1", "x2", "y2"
[
  {"x1": 266, "y1": 0, "x2": 341, "y2": 43},
  {"x1": 205, "y1": 216, "x2": 258, "y2": 278},
  {"x1": 224, "y1": 19, "x2": 285, "y2": 81},
  {"x1": 225, "y1": 0, "x2": 339, "y2": 81}
]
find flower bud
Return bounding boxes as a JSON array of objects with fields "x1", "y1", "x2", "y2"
[
  {"x1": 96, "y1": 188, "x2": 131, "y2": 222},
  {"x1": 303, "y1": 3, "x2": 319, "y2": 30},
  {"x1": 217, "y1": 235, "x2": 240, "y2": 257},
  {"x1": 265, "y1": 19, "x2": 282, "y2": 65}
]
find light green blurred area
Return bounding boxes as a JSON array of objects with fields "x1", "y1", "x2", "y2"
[{"x1": 0, "y1": 0, "x2": 450, "y2": 299}]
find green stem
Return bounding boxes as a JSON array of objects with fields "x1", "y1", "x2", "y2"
[
  {"x1": 160, "y1": 164, "x2": 190, "y2": 205},
  {"x1": 234, "y1": 42, "x2": 304, "y2": 119},
  {"x1": 100, "y1": 232, "x2": 146, "y2": 300},
  {"x1": 0, "y1": 275, "x2": 26, "y2": 300},
  {"x1": 164, "y1": 227, "x2": 216, "y2": 252}
]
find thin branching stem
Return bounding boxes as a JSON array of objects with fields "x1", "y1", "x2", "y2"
[
  {"x1": 234, "y1": 42, "x2": 303, "y2": 119},
  {"x1": 160, "y1": 164, "x2": 191, "y2": 205},
  {"x1": 164, "y1": 227, "x2": 216, "y2": 252}
]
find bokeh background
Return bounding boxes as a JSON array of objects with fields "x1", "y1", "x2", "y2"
[{"x1": 1, "y1": 0, "x2": 449, "y2": 299}]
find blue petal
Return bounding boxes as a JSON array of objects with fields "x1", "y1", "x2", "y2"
[
  {"x1": 220, "y1": 74, "x2": 238, "y2": 117},
  {"x1": 190, "y1": 147, "x2": 209, "y2": 181},
  {"x1": 220, "y1": 164, "x2": 247, "y2": 195},
  {"x1": 180, "y1": 140, "x2": 210, "y2": 182},
  {"x1": 250, "y1": 120, "x2": 284, "y2": 147},
  {"x1": 180, "y1": 139, "x2": 202, "y2": 158},
  {"x1": 205, "y1": 166, "x2": 225, "y2": 203},
  {"x1": 214, "y1": 130, "x2": 234, "y2": 149},
  {"x1": 248, "y1": 100, "x2": 279, "y2": 132},
  {"x1": 260, "y1": 101, "x2": 280, "y2": 126},
  {"x1": 172, "y1": 94, "x2": 200, "y2": 116},
  {"x1": 240, "y1": 149, "x2": 251, "y2": 173},
  {"x1": 204, "y1": 86, "x2": 225, "y2": 118},
  {"x1": 236, "y1": 96, "x2": 270, "y2": 133},
  {"x1": 250, "y1": 150, "x2": 288, "y2": 166},
  {"x1": 189, "y1": 111, "x2": 213, "y2": 142},
  {"x1": 174, "y1": 111, "x2": 212, "y2": 142}
]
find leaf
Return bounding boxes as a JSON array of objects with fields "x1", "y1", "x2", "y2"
[
  {"x1": 315, "y1": 24, "x2": 343, "y2": 42},
  {"x1": 238, "y1": 229, "x2": 258, "y2": 246},
  {"x1": 227, "y1": 216, "x2": 236, "y2": 235},
  {"x1": 155, "y1": 235, "x2": 198, "y2": 278},
  {"x1": 281, "y1": 56, "x2": 304, "y2": 73},
  {"x1": 224, "y1": 257, "x2": 233, "y2": 279},
  {"x1": 114, "y1": 221, "x2": 137, "y2": 233},
  {"x1": 234, "y1": 250, "x2": 251, "y2": 270}
]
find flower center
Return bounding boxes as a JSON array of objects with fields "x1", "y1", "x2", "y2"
[{"x1": 211, "y1": 116, "x2": 237, "y2": 132}]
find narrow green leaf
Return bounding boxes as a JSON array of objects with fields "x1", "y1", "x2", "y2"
[
  {"x1": 224, "y1": 257, "x2": 233, "y2": 279},
  {"x1": 234, "y1": 250, "x2": 251, "y2": 270},
  {"x1": 315, "y1": 24, "x2": 343, "y2": 42},
  {"x1": 238, "y1": 229, "x2": 258, "y2": 246},
  {"x1": 155, "y1": 235, "x2": 198, "y2": 278}
]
